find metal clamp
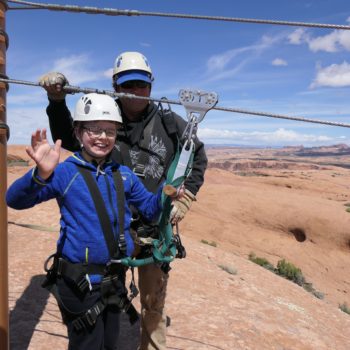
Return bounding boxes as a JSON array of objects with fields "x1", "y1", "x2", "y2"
[
  {"x1": 179, "y1": 89, "x2": 218, "y2": 124},
  {"x1": 0, "y1": 122, "x2": 9, "y2": 140},
  {"x1": 0, "y1": 29, "x2": 9, "y2": 49},
  {"x1": 0, "y1": 73, "x2": 9, "y2": 91}
]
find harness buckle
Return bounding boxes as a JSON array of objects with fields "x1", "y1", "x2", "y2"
[
  {"x1": 84, "y1": 309, "x2": 96, "y2": 327},
  {"x1": 72, "y1": 317, "x2": 85, "y2": 332},
  {"x1": 76, "y1": 276, "x2": 90, "y2": 294},
  {"x1": 72, "y1": 302, "x2": 104, "y2": 331},
  {"x1": 174, "y1": 223, "x2": 186, "y2": 259},
  {"x1": 133, "y1": 163, "x2": 146, "y2": 178},
  {"x1": 106, "y1": 259, "x2": 122, "y2": 267}
]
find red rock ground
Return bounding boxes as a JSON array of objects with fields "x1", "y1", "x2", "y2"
[{"x1": 6, "y1": 145, "x2": 350, "y2": 349}]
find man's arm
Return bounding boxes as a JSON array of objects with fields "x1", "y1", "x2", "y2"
[
  {"x1": 46, "y1": 99, "x2": 79, "y2": 151},
  {"x1": 39, "y1": 72, "x2": 79, "y2": 152}
]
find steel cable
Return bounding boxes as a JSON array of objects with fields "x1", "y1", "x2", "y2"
[
  {"x1": 8, "y1": 0, "x2": 350, "y2": 31},
  {"x1": 2, "y1": 77, "x2": 350, "y2": 129}
]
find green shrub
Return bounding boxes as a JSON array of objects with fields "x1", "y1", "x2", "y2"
[
  {"x1": 312, "y1": 290, "x2": 325, "y2": 300},
  {"x1": 218, "y1": 264, "x2": 237, "y2": 275},
  {"x1": 200, "y1": 239, "x2": 217, "y2": 247},
  {"x1": 339, "y1": 302, "x2": 350, "y2": 315},
  {"x1": 248, "y1": 253, "x2": 274, "y2": 271},
  {"x1": 7, "y1": 159, "x2": 29, "y2": 167},
  {"x1": 346, "y1": 208, "x2": 350, "y2": 213},
  {"x1": 276, "y1": 259, "x2": 305, "y2": 285},
  {"x1": 248, "y1": 253, "x2": 324, "y2": 299}
]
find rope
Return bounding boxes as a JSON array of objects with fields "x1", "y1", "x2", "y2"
[
  {"x1": 8, "y1": 0, "x2": 350, "y2": 31},
  {"x1": 3, "y1": 77, "x2": 350, "y2": 129}
]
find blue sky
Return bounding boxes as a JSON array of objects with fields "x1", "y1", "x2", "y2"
[{"x1": 6, "y1": 0, "x2": 350, "y2": 146}]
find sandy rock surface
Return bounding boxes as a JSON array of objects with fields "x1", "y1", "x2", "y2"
[{"x1": 6, "y1": 145, "x2": 350, "y2": 349}]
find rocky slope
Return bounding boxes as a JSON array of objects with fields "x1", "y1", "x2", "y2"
[{"x1": 6, "y1": 145, "x2": 350, "y2": 349}]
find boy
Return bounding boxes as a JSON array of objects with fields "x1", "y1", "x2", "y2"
[{"x1": 7, "y1": 93, "x2": 179, "y2": 350}]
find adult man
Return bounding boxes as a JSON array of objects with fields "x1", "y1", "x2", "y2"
[{"x1": 40, "y1": 51, "x2": 207, "y2": 350}]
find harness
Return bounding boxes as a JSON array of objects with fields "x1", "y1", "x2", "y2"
[
  {"x1": 115, "y1": 90, "x2": 218, "y2": 270},
  {"x1": 42, "y1": 166, "x2": 139, "y2": 331}
]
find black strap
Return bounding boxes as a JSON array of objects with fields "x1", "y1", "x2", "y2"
[
  {"x1": 72, "y1": 294, "x2": 138, "y2": 330},
  {"x1": 55, "y1": 257, "x2": 105, "y2": 294},
  {"x1": 112, "y1": 171, "x2": 127, "y2": 253},
  {"x1": 72, "y1": 300, "x2": 106, "y2": 331},
  {"x1": 76, "y1": 166, "x2": 120, "y2": 259}
]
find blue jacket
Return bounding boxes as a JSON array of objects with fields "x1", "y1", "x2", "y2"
[{"x1": 6, "y1": 152, "x2": 163, "y2": 282}]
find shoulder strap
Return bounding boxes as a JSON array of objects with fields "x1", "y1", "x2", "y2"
[
  {"x1": 162, "y1": 111, "x2": 178, "y2": 136},
  {"x1": 76, "y1": 165, "x2": 123, "y2": 259},
  {"x1": 160, "y1": 108, "x2": 180, "y2": 157},
  {"x1": 112, "y1": 170, "x2": 127, "y2": 253},
  {"x1": 117, "y1": 115, "x2": 157, "y2": 178}
]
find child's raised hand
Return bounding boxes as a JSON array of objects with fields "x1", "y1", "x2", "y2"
[{"x1": 26, "y1": 129, "x2": 62, "y2": 180}]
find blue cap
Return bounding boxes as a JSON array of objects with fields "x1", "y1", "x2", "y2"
[{"x1": 115, "y1": 70, "x2": 152, "y2": 85}]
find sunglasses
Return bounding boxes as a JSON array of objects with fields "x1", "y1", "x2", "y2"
[{"x1": 119, "y1": 80, "x2": 150, "y2": 89}]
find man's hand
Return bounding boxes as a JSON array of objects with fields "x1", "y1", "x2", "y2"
[
  {"x1": 39, "y1": 72, "x2": 68, "y2": 101},
  {"x1": 170, "y1": 189, "x2": 196, "y2": 224}
]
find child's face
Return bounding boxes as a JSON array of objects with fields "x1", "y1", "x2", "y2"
[{"x1": 79, "y1": 120, "x2": 118, "y2": 160}]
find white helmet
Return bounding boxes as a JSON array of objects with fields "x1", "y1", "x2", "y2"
[
  {"x1": 73, "y1": 93, "x2": 122, "y2": 123},
  {"x1": 113, "y1": 51, "x2": 153, "y2": 85}
]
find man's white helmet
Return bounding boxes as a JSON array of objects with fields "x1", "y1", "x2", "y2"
[
  {"x1": 113, "y1": 51, "x2": 153, "y2": 85},
  {"x1": 73, "y1": 93, "x2": 122, "y2": 123}
]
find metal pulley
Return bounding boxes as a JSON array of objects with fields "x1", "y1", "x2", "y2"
[
  {"x1": 179, "y1": 89, "x2": 218, "y2": 123},
  {"x1": 179, "y1": 88, "x2": 218, "y2": 145},
  {"x1": 172, "y1": 89, "x2": 218, "y2": 182}
]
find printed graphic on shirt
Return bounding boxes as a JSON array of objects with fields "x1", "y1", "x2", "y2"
[{"x1": 130, "y1": 135, "x2": 166, "y2": 180}]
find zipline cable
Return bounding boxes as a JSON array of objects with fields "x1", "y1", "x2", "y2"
[
  {"x1": 2, "y1": 77, "x2": 350, "y2": 129},
  {"x1": 8, "y1": 6, "x2": 41, "y2": 10},
  {"x1": 8, "y1": 0, "x2": 350, "y2": 31}
]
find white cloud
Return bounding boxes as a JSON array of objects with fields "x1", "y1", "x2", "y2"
[
  {"x1": 310, "y1": 61, "x2": 350, "y2": 88},
  {"x1": 103, "y1": 68, "x2": 114, "y2": 79},
  {"x1": 288, "y1": 28, "x2": 350, "y2": 53},
  {"x1": 51, "y1": 54, "x2": 107, "y2": 84},
  {"x1": 198, "y1": 127, "x2": 337, "y2": 146},
  {"x1": 288, "y1": 28, "x2": 308, "y2": 45},
  {"x1": 200, "y1": 34, "x2": 286, "y2": 85},
  {"x1": 206, "y1": 34, "x2": 282, "y2": 74},
  {"x1": 206, "y1": 47, "x2": 251, "y2": 72},
  {"x1": 337, "y1": 30, "x2": 350, "y2": 51},
  {"x1": 272, "y1": 58, "x2": 288, "y2": 66},
  {"x1": 308, "y1": 31, "x2": 342, "y2": 52},
  {"x1": 7, "y1": 90, "x2": 47, "y2": 105},
  {"x1": 7, "y1": 107, "x2": 52, "y2": 145}
]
